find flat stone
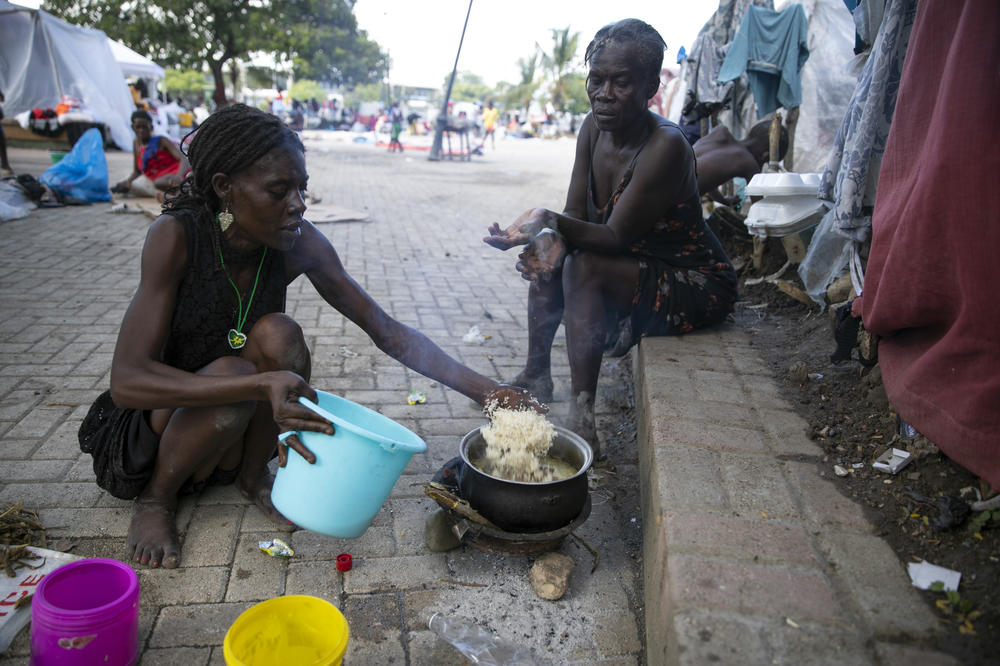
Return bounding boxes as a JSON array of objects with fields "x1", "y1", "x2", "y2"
[{"x1": 530, "y1": 552, "x2": 575, "y2": 600}]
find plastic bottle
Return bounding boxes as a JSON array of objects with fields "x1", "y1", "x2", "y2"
[{"x1": 428, "y1": 613, "x2": 540, "y2": 665}]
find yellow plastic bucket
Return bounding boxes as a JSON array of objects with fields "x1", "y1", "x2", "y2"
[{"x1": 223, "y1": 595, "x2": 349, "y2": 665}]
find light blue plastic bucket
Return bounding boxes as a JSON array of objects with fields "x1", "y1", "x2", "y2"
[{"x1": 271, "y1": 390, "x2": 426, "y2": 538}]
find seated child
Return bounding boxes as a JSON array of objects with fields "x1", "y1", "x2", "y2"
[{"x1": 113, "y1": 110, "x2": 188, "y2": 198}]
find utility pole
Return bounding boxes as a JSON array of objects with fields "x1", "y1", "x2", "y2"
[{"x1": 428, "y1": 0, "x2": 474, "y2": 161}]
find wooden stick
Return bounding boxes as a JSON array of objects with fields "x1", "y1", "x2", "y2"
[{"x1": 765, "y1": 112, "x2": 784, "y2": 173}]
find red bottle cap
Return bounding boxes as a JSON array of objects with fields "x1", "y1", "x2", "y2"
[{"x1": 336, "y1": 553, "x2": 352, "y2": 572}]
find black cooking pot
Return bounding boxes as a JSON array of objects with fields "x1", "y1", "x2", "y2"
[{"x1": 459, "y1": 425, "x2": 592, "y2": 533}]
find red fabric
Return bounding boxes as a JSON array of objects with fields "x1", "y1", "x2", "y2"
[
  {"x1": 859, "y1": 0, "x2": 1000, "y2": 488},
  {"x1": 136, "y1": 138, "x2": 181, "y2": 181}
]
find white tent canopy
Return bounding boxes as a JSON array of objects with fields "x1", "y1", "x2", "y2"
[
  {"x1": 108, "y1": 38, "x2": 164, "y2": 80},
  {"x1": 0, "y1": 0, "x2": 134, "y2": 149}
]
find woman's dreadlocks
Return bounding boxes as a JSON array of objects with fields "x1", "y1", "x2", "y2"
[{"x1": 164, "y1": 103, "x2": 304, "y2": 223}]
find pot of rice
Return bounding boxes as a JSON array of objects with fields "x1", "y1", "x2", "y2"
[{"x1": 459, "y1": 408, "x2": 592, "y2": 533}]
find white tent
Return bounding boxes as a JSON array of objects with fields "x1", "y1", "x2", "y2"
[
  {"x1": 0, "y1": 0, "x2": 134, "y2": 149},
  {"x1": 108, "y1": 38, "x2": 164, "y2": 81}
]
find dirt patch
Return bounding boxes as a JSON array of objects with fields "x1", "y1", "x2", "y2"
[{"x1": 720, "y1": 224, "x2": 999, "y2": 666}]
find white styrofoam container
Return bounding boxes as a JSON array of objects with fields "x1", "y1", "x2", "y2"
[
  {"x1": 744, "y1": 172, "x2": 822, "y2": 197},
  {"x1": 744, "y1": 198, "x2": 828, "y2": 238},
  {"x1": 743, "y1": 172, "x2": 827, "y2": 238}
]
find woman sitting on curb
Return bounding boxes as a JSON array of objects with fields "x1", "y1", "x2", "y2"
[{"x1": 485, "y1": 19, "x2": 737, "y2": 457}]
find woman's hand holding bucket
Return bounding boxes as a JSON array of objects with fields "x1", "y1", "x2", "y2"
[{"x1": 263, "y1": 371, "x2": 334, "y2": 467}]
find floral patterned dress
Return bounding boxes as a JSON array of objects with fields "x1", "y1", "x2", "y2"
[{"x1": 587, "y1": 128, "x2": 737, "y2": 355}]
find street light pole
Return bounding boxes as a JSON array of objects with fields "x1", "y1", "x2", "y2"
[{"x1": 428, "y1": 0, "x2": 474, "y2": 162}]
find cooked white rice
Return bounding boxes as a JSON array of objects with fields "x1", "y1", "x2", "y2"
[{"x1": 479, "y1": 406, "x2": 558, "y2": 483}]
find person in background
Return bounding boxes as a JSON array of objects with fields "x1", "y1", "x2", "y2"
[
  {"x1": 177, "y1": 105, "x2": 196, "y2": 132},
  {"x1": 288, "y1": 100, "x2": 305, "y2": 132},
  {"x1": 693, "y1": 120, "x2": 788, "y2": 206},
  {"x1": 388, "y1": 103, "x2": 404, "y2": 153},
  {"x1": 113, "y1": 110, "x2": 189, "y2": 200},
  {"x1": 482, "y1": 101, "x2": 500, "y2": 150},
  {"x1": 129, "y1": 83, "x2": 143, "y2": 109},
  {"x1": 484, "y1": 19, "x2": 737, "y2": 456},
  {"x1": 79, "y1": 104, "x2": 537, "y2": 569}
]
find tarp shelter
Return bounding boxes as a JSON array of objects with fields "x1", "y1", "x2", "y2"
[
  {"x1": 0, "y1": 0, "x2": 134, "y2": 149},
  {"x1": 108, "y1": 37, "x2": 164, "y2": 81}
]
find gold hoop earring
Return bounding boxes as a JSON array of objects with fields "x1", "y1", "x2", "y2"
[{"x1": 218, "y1": 205, "x2": 234, "y2": 232}]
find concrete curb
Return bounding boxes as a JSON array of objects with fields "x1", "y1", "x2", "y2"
[{"x1": 634, "y1": 329, "x2": 957, "y2": 665}]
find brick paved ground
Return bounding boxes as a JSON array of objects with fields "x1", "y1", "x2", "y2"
[
  {"x1": 0, "y1": 134, "x2": 960, "y2": 665},
  {"x1": 0, "y1": 139, "x2": 645, "y2": 664}
]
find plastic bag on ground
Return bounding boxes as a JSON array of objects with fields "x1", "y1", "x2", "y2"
[
  {"x1": 39, "y1": 128, "x2": 111, "y2": 202},
  {"x1": 428, "y1": 613, "x2": 541, "y2": 665},
  {"x1": 0, "y1": 181, "x2": 37, "y2": 222}
]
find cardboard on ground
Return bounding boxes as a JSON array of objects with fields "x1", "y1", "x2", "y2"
[{"x1": 0, "y1": 546, "x2": 83, "y2": 653}]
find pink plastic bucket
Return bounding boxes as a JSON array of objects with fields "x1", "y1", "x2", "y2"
[{"x1": 30, "y1": 558, "x2": 140, "y2": 666}]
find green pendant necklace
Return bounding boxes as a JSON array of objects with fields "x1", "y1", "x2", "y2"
[{"x1": 219, "y1": 246, "x2": 267, "y2": 349}]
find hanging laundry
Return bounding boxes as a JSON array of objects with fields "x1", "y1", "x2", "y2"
[
  {"x1": 798, "y1": 0, "x2": 916, "y2": 304},
  {"x1": 680, "y1": 0, "x2": 773, "y2": 133},
  {"x1": 680, "y1": 32, "x2": 734, "y2": 126},
  {"x1": 717, "y1": 4, "x2": 810, "y2": 118},
  {"x1": 698, "y1": 0, "x2": 773, "y2": 45}
]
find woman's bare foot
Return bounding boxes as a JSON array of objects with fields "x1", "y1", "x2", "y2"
[
  {"x1": 127, "y1": 496, "x2": 180, "y2": 569},
  {"x1": 567, "y1": 392, "x2": 603, "y2": 460},
  {"x1": 510, "y1": 369, "x2": 554, "y2": 403},
  {"x1": 237, "y1": 471, "x2": 292, "y2": 525}
]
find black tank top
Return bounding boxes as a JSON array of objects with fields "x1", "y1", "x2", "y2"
[
  {"x1": 585, "y1": 119, "x2": 735, "y2": 276},
  {"x1": 161, "y1": 208, "x2": 287, "y2": 371}
]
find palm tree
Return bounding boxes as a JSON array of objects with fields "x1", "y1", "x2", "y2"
[
  {"x1": 540, "y1": 27, "x2": 580, "y2": 114},
  {"x1": 503, "y1": 50, "x2": 541, "y2": 117}
]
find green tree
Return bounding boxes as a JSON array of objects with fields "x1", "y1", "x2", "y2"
[
  {"x1": 289, "y1": 80, "x2": 325, "y2": 103},
  {"x1": 563, "y1": 72, "x2": 591, "y2": 115},
  {"x1": 164, "y1": 68, "x2": 210, "y2": 101},
  {"x1": 274, "y1": 0, "x2": 386, "y2": 87},
  {"x1": 343, "y1": 82, "x2": 383, "y2": 109},
  {"x1": 245, "y1": 66, "x2": 275, "y2": 91},
  {"x1": 540, "y1": 27, "x2": 580, "y2": 114},
  {"x1": 502, "y1": 51, "x2": 541, "y2": 116},
  {"x1": 442, "y1": 71, "x2": 491, "y2": 103},
  {"x1": 41, "y1": 0, "x2": 386, "y2": 106}
]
